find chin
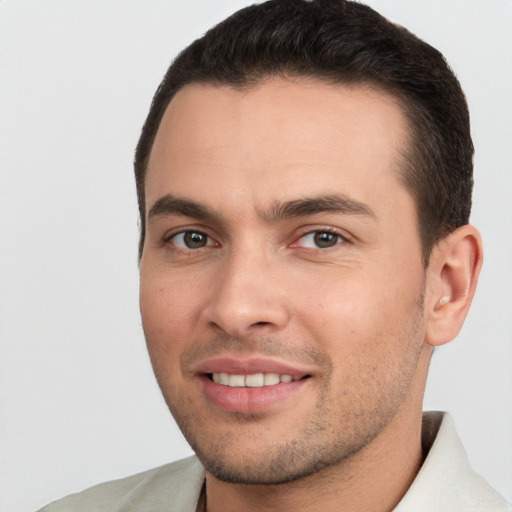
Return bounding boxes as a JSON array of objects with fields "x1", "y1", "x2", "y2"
[
  {"x1": 183, "y1": 416, "x2": 376, "y2": 486},
  {"x1": 197, "y1": 445, "x2": 341, "y2": 485}
]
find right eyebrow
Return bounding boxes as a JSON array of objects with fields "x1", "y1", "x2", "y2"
[
  {"x1": 147, "y1": 194, "x2": 219, "y2": 221},
  {"x1": 263, "y1": 194, "x2": 377, "y2": 223}
]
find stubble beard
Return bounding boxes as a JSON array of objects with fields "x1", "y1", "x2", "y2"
[{"x1": 151, "y1": 299, "x2": 426, "y2": 486}]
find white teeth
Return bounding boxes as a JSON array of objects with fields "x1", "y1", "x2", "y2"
[
  {"x1": 211, "y1": 372, "x2": 301, "y2": 388},
  {"x1": 264, "y1": 373, "x2": 280, "y2": 385},
  {"x1": 228, "y1": 374, "x2": 245, "y2": 387},
  {"x1": 245, "y1": 373, "x2": 264, "y2": 387},
  {"x1": 212, "y1": 373, "x2": 229, "y2": 385}
]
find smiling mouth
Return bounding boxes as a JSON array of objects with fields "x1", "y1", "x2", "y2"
[
  {"x1": 208, "y1": 372, "x2": 310, "y2": 388},
  {"x1": 200, "y1": 364, "x2": 313, "y2": 412}
]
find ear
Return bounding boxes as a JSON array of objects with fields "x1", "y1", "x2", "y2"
[{"x1": 424, "y1": 225, "x2": 483, "y2": 347}]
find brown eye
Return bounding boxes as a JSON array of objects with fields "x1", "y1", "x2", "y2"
[
  {"x1": 314, "y1": 232, "x2": 339, "y2": 248},
  {"x1": 172, "y1": 231, "x2": 210, "y2": 249},
  {"x1": 298, "y1": 231, "x2": 343, "y2": 248}
]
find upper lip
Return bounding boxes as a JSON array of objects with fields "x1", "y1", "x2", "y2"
[{"x1": 194, "y1": 357, "x2": 313, "y2": 378}]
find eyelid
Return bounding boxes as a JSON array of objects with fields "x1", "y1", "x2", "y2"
[
  {"x1": 163, "y1": 226, "x2": 219, "y2": 249},
  {"x1": 291, "y1": 227, "x2": 351, "y2": 249}
]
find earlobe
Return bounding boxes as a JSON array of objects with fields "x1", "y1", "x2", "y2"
[{"x1": 425, "y1": 225, "x2": 483, "y2": 347}]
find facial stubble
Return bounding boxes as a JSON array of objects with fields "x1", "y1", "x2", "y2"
[{"x1": 148, "y1": 296, "x2": 426, "y2": 486}]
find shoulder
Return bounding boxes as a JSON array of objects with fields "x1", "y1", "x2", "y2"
[
  {"x1": 395, "y1": 412, "x2": 511, "y2": 511},
  {"x1": 38, "y1": 456, "x2": 205, "y2": 512}
]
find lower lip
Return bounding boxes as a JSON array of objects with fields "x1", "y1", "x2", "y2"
[{"x1": 200, "y1": 375, "x2": 309, "y2": 414}]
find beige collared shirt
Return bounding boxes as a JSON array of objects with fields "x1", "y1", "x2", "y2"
[{"x1": 39, "y1": 412, "x2": 511, "y2": 511}]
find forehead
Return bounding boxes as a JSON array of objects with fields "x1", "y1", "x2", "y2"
[{"x1": 145, "y1": 77, "x2": 411, "y2": 214}]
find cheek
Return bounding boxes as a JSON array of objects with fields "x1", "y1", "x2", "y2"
[
  {"x1": 139, "y1": 272, "x2": 200, "y2": 366},
  {"x1": 295, "y1": 272, "x2": 425, "y2": 417},
  {"x1": 294, "y1": 266, "x2": 424, "y2": 359}
]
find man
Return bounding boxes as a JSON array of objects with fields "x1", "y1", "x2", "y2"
[{"x1": 40, "y1": 0, "x2": 511, "y2": 510}]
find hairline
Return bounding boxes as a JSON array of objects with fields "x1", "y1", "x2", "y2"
[{"x1": 138, "y1": 72, "x2": 440, "y2": 266}]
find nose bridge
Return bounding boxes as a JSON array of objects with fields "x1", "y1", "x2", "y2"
[{"x1": 203, "y1": 239, "x2": 290, "y2": 337}]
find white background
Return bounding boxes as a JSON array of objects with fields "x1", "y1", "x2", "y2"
[{"x1": 0, "y1": 1, "x2": 511, "y2": 511}]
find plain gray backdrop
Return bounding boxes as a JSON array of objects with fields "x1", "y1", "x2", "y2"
[{"x1": 0, "y1": 1, "x2": 511, "y2": 511}]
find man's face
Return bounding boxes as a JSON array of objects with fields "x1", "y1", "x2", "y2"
[{"x1": 140, "y1": 78, "x2": 429, "y2": 484}]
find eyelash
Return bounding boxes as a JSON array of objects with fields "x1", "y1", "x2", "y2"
[
  {"x1": 164, "y1": 227, "x2": 349, "y2": 251},
  {"x1": 165, "y1": 230, "x2": 217, "y2": 250},
  {"x1": 293, "y1": 228, "x2": 348, "y2": 249}
]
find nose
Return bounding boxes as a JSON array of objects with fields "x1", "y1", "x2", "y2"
[{"x1": 202, "y1": 247, "x2": 291, "y2": 338}]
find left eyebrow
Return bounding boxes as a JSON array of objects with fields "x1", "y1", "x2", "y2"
[
  {"x1": 262, "y1": 194, "x2": 377, "y2": 223},
  {"x1": 147, "y1": 194, "x2": 219, "y2": 221}
]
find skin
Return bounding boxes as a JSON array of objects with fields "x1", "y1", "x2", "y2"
[{"x1": 139, "y1": 77, "x2": 482, "y2": 512}]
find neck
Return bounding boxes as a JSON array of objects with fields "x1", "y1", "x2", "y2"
[{"x1": 205, "y1": 347, "x2": 431, "y2": 512}]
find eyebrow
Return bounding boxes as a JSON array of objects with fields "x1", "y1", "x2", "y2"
[
  {"x1": 148, "y1": 194, "x2": 218, "y2": 221},
  {"x1": 264, "y1": 194, "x2": 376, "y2": 223},
  {"x1": 147, "y1": 193, "x2": 376, "y2": 223}
]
